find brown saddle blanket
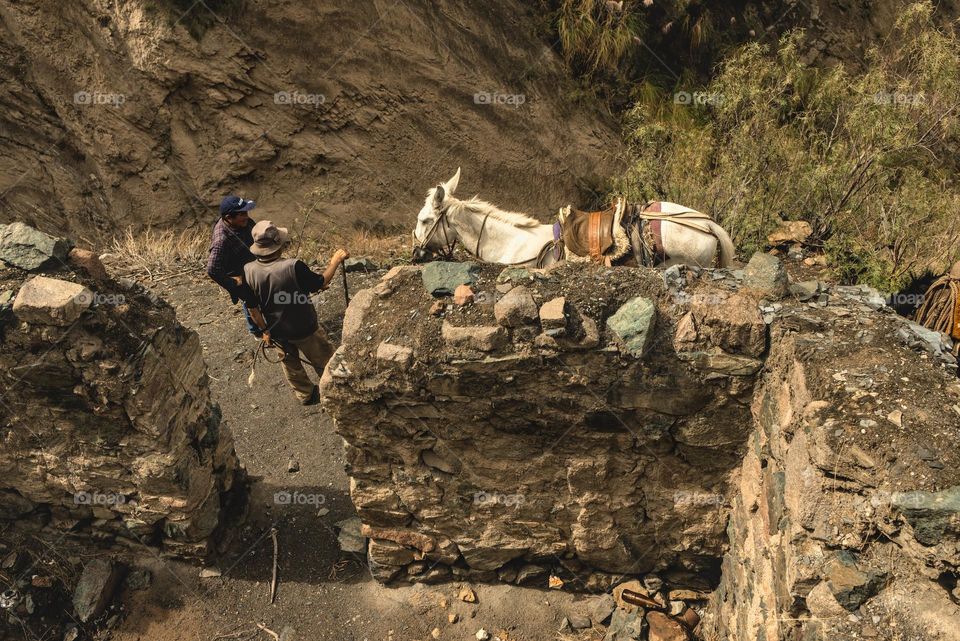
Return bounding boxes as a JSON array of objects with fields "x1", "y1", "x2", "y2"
[{"x1": 561, "y1": 201, "x2": 666, "y2": 265}]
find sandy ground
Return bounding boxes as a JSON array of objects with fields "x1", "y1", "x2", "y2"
[{"x1": 107, "y1": 269, "x2": 594, "y2": 641}]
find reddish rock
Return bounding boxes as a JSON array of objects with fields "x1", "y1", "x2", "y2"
[
  {"x1": 646, "y1": 611, "x2": 690, "y2": 641},
  {"x1": 429, "y1": 301, "x2": 446, "y2": 316},
  {"x1": 68, "y1": 248, "x2": 108, "y2": 280},
  {"x1": 453, "y1": 284, "x2": 475, "y2": 306}
]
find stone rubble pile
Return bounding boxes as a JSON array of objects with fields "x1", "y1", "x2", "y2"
[{"x1": 0, "y1": 223, "x2": 245, "y2": 560}]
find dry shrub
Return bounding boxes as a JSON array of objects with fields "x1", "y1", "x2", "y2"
[
  {"x1": 106, "y1": 227, "x2": 208, "y2": 277},
  {"x1": 617, "y1": 2, "x2": 960, "y2": 290}
]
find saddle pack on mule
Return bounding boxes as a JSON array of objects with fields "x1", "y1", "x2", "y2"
[{"x1": 557, "y1": 199, "x2": 716, "y2": 267}]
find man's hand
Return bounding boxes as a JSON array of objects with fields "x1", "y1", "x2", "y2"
[
  {"x1": 262, "y1": 331, "x2": 273, "y2": 346},
  {"x1": 230, "y1": 275, "x2": 243, "y2": 285},
  {"x1": 333, "y1": 248, "x2": 350, "y2": 263}
]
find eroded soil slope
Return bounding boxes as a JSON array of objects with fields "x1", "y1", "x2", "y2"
[{"x1": 0, "y1": 0, "x2": 619, "y2": 238}]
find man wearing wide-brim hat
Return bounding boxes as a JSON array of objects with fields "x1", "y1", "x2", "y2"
[{"x1": 244, "y1": 220, "x2": 350, "y2": 405}]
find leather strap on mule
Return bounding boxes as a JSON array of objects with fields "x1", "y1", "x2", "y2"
[{"x1": 588, "y1": 212, "x2": 603, "y2": 262}]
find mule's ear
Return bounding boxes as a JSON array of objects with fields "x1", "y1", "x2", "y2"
[
  {"x1": 432, "y1": 185, "x2": 446, "y2": 208},
  {"x1": 444, "y1": 167, "x2": 461, "y2": 196}
]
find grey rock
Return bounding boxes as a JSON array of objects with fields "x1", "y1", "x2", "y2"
[
  {"x1": 568, "y1": 614, "x2": 591, "y2": 629},
  {"x1": 604, "y1": 608, "x2": 646, "y2": 641},
  {"x1": 344, "y1": 257, "x2": 378, "y2": 273},
  {"x1": 892, "y1": 485, "x2": 960, "y2": 546},
  {"x1": 0, "y1": 290, "x2": 13, "y2": 311},
  {"x1": 790, "y1": 280, "x2": 822, "y2": 301},
  {"x1": 125, "y1": 569, "x2": 152, "y2": 591},
  {"x1": 515, "y1": 564, "x2": 548, "y2": 585},
  {"x1": 0, "y1": 222, "x2": 72, "y2": 271},
  {"x1": 662, "y1": 265, "x2": 686, "y2": 293},
  {"x1": 421, "y1": 261, "x2": 479, "y2": 297},
  {"x1": 336, "y1": 517, "x2": 367, "y2": 553},
  {"x1": 494, "y1": 285, "x2": 538, "y2": 328},
  {"x1": 607, "y1": 296, "x2": 656, "y2": 357},
  {"x1": 73, "y1": 559, "x2": 122, "y2": 623},
  {"x1": 743, "y1": 252, "x2": 788, "y2": 299},
  {"x1": 586, "y1": 593, "x2": 617, "y2": 624}
]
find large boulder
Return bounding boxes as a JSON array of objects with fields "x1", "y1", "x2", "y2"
[
  {"x1": 0, "y1": 222, "x2": 72, "y2": 271},
  {"x1": 12, "y1": 276, "x2": 93, "y2": 326},
  {"x1": 421, "y1": 261, "x2": 480, "y2": 297}
]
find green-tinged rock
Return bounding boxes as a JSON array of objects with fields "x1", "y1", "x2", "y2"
[
  {"x1": 892, "y1": 485, "x2": 960, "y2": 546},
  {"x1": 604, "y1": 607, "x2": 646, "y2": 641},
  {"x1": 743, "y1": 252, "x2": 789, "y2": 299},
  {"x1": 0, "y1": 222, "x2": 73, "y2": 271},
  {"x1": 421, "y1": 261, "x2": 480, "y2": 297},
  {"x1": 607, "y1": 296, "x2": 656, "y2": 357},
  {"x1": 0, "y1": 290, "x2": 13, "y2": 310}
]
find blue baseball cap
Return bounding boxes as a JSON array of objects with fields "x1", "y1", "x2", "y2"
[{"x1": 219, "y1": 195, "x2": 257, "y2": 217}]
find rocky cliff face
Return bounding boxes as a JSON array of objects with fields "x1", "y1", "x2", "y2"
[
  {"x1": 322, "y1": 257, "x2": 960, "y2": 640},
  {"x1": 0, "y1": 225, "x2": 244, "y2": 559},
  {"x1": 703, "y1": 290, "x2": 960, "y2": 641},
  {"x1": 0, "y1": 0, "x2": 619, "y2": 239}
]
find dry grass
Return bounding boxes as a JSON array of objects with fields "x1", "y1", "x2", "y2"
[
  {"x1": 104, "y1": 227, "x2": 208, "y2": 279},
  {"x1": 295, "y1": 227, "x2": 411, "y2": 267}
]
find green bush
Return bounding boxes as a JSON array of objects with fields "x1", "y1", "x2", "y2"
[{"x1": 616, "y1": 2, "x2": 960, "y2": 290}]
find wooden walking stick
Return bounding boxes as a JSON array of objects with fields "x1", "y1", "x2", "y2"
[{"x1": 341, "y1": 261, "x2": 350, "y2": 305}]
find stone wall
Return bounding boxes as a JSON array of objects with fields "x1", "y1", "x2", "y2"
[
  {"x1": 323, "y1": 257, "x2": 960, "y2": 640},
  {"x1": 321, "y1": 261, "x2": 771, "y2": 588},
  {"x1": 0, "y1": 241, "x2": 244, "y2": 559},
  {"x1": 702, "y1": 292, "x2": 960, "y2": 641}
]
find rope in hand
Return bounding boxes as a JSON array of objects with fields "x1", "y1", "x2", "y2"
[{"x1": 247, "y1": 337, "x2": 315, "y2": 387}]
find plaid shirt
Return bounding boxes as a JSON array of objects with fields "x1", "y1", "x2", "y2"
[{"x1": 206, "y1": 218, "x2": 256, "y2": 303}]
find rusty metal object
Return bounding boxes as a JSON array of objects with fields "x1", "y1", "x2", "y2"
[{"x1": 621, "y1": 589, "x2": 663, "y2": 610}]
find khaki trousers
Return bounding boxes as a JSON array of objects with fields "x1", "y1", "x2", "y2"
[{"x1": 278, "y1": 327, "x2": 334, "y2": 401}]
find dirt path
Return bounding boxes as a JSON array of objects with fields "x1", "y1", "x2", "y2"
[{"x1": 109, "y1": 270, "x2": 588, "y2": 641}]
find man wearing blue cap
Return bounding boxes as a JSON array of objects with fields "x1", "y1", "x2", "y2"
[{"x1": 206, "y1": 195, "x2": 261, "y2": 335}]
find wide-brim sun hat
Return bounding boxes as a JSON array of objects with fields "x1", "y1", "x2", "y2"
[{"x1": 250, "y1": 220, "x2": 290, "y2": 257}]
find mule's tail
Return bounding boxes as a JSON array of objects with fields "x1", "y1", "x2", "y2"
[{"x1": 708, "y1": 221, "x2": 736, "y2": 268}]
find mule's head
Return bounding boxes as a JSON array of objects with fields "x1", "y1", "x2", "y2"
[{"x1": 412, "y1": 168, "x2": 461, "y2": 262}]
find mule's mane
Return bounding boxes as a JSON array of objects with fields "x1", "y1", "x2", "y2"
[{"x1": 448, "y1": 196, "x2": 542, "y2": 228}]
